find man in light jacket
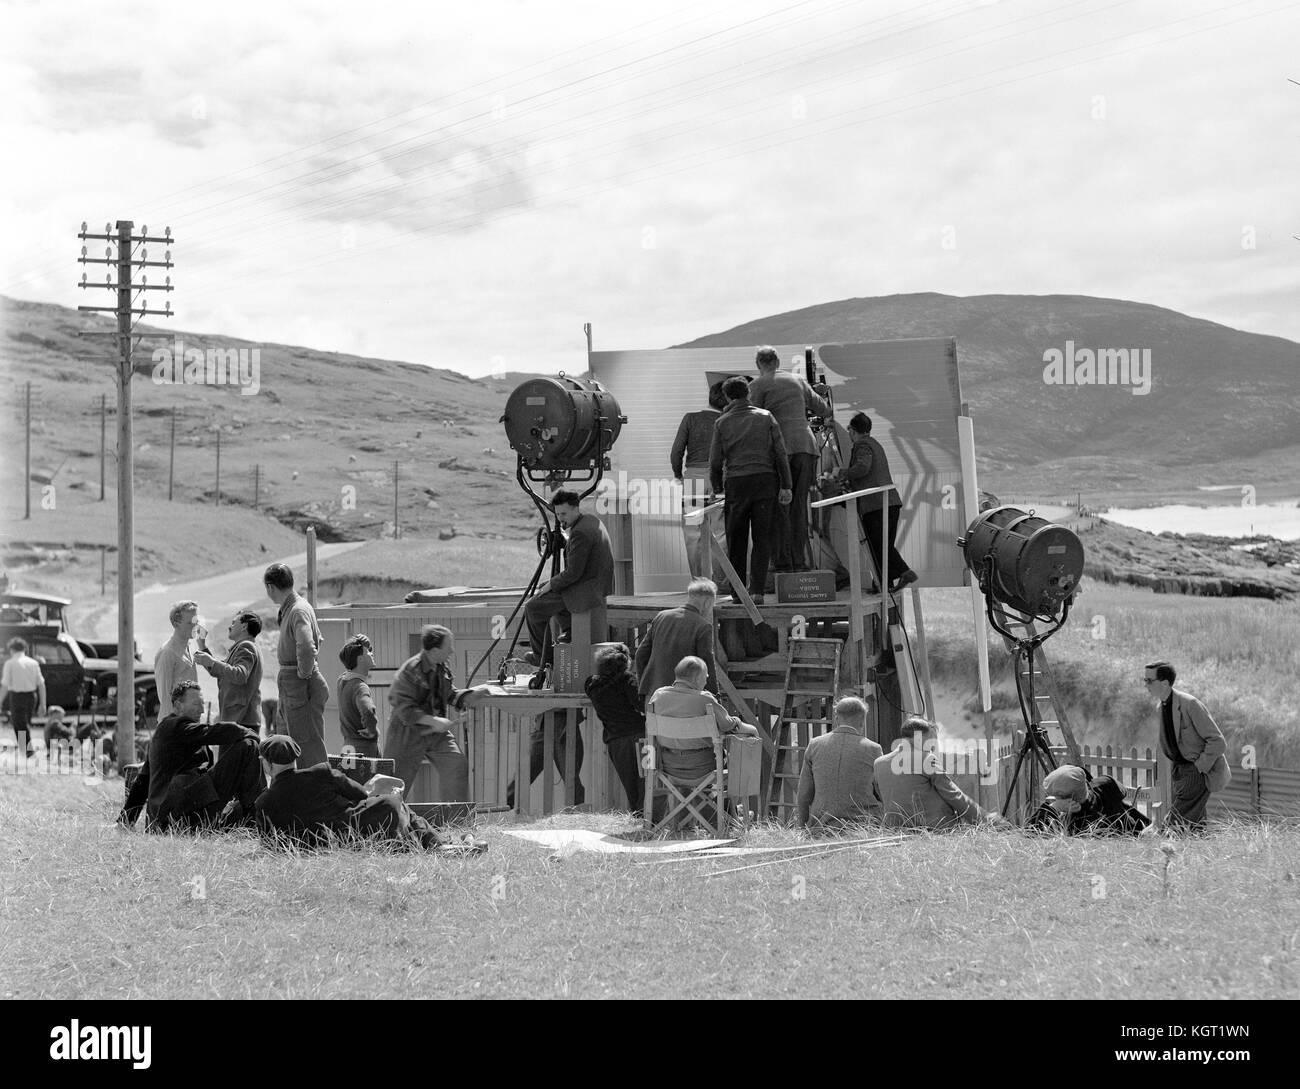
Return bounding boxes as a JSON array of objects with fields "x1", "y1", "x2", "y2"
[
  {"x1": 264, "y1": 563, "x2": 328, "y2": 767},
  {"x1": 875, "y1": 716, "x2": 1005, "y2": 830},
  {"x1": 1145, "y1": 660, "x2": 1229, "y2": 832}
]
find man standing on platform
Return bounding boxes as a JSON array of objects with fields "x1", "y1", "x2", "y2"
[
  {"x1": 1145, "y1": 661, "x2": 1229, "y2": 832},
  {"x1": 264, "y1": 564, "x2": 328, "y2": 767},
  {"x1": 386, "y1": 624, "x2": 492, "y2": 802},
  {"x1": 671, "y1": 382, "x2": 727, "y2": 580},
  {"x1": 524, "y1": 490, "x2": 614, "y2": 666},
  {"x1": 709, "y1": 377, "x2": 791, "y2": 605},
  {"x1": 841, "y1": 413, "x2": 917, "y2": 592},
  {"x1": 749, "y1": 346, "x2": 830, "y2": 573},
  {"x1": 635, "y1": 578, "x2": 720, "y2": 699}
]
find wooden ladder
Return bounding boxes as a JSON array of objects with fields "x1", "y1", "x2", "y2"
[{"x1": 765, "y1": 638, "x2": 842, "y2": 823}]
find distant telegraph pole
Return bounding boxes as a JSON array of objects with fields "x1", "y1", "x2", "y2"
[
  {"x1": 393, "y1": 459, "x2": 400, "y2": 539},
  {"x1": 77, "y1": 220, "x2": 175, "y2": 764},
  {"x1": 215, "y1": 428, "x2": 221, "y2": 508},
  {"x1": 168, "y1": 406, "x2": 176, "y2": 501},
  {"x1": 252, "y1": 463, "x2": 260, "y2": 510},
  {"x1": 23, "y1": 382, "x2": 31, "y2": 519},
  {"x1": 99, "y1": 393, "x2": 106, "y2": 502}
]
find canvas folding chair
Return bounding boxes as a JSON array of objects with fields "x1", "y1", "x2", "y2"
[{"x1": 643, "y1": 712, "x2": 726, "y2": 836}]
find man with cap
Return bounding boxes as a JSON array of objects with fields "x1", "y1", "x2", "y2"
[
  {"x1": 1027, "y1": 764, "x2": 1150, "y2": 836},
  {"x1": 117, "y1": 681, "x2": 263, "y2": 832},
  {"x1": 254, "y1": 735, "x2": 485, "y2": 853},
  {"x1": 194, "y1": 611, "x2": 264, "y2": 731}
]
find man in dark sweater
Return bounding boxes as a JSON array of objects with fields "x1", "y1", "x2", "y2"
[
  {"x1": 254, "y1": 735, "x2": 486, "y2": 853},
  {"x1": 583, "y1": 644, "x2": 646, "y2": 817},
  {"x1": 118, "y1": 681, "x2": 263, "y2": 832},
  {"x1": 708, "y1": 377, "x2": 792, "y2": 604},
  {"x1": 1026, "y1": 764, "x2": 1149, "y2": 836},
  {"x1": 336, "y1": 634, "x2": 380, "y2": 758},
  {"x1": 841, "y1": 412, "x2": 916, "y2": 592}
]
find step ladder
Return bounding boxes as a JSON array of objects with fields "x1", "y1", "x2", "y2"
[{"x1": 765, "y1": 638, "x2": 841, "y2": 823}]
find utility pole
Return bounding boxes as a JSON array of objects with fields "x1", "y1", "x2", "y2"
[
  {"x1": 23, "y1": 382, "x2": 31, "y2": 519},
  {"x1": 168, "y1": 406, "x2": 176, "y2": 501},
  {"x1": 77, "y1": 220, "x2": 174, "y2": 766},
  {"x1": 252, "y1": 463, "x2": 260, "y2": 510},
  {"x1": 393, "y1": 459, "x2": 400, "y2": 539},
  {"x1": 215, "y1": 428, "x2": 221, "y2": 508},
  {"x1": 99, "y1": 393, "x2": 106, "y2": 501}
]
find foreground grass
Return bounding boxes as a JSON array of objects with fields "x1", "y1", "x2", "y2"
[{"x1": 2, "y1": 777, "x2": 1297, "y2": 1000}]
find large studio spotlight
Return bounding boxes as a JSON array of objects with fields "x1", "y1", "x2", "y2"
[
  {"x1": 959, "y1": 505, "x2": 1085, "y2": 621},
  {"x1": 501, "y1": 374, "x2": 624, "y2": 477},
  {"x1": 957, "y1": 506, "x2": 1087, "y2": 817}
]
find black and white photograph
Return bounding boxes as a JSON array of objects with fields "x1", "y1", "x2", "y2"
[{"x1": 0, "y1": 0, "x2": 1296, "y2": 1043}]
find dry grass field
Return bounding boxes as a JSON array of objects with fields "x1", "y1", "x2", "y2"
[{"x1": 2, "y1": 775, "x2": 1297, "y2": 1001}]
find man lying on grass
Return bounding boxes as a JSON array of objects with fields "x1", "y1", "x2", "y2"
[
  {"x1": 1026, "y1": 764, "x2": 1149, "y2": 836},
  {"x1": 254, "y1": 735, "x2": 487, "y2": 856},
  {"x1": 118, "y1": 681, "x2": 263, "y2": 832}
]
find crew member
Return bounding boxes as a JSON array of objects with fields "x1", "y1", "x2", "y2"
[
  {"x1": 1026, "y1": 764, "x2": 1149, "y2": 835},
  {"x1": 386, "y1": 624, "x2": 491, "y2": 802},
  {"x1": 874, "y1": 716, "x2": 1004, "y2": 830},
  {"x1": 672, "y1": 382, "x2": 727, "y2": 579},
  {"x1": 749, "y1": 346, "x2": 830, "y2": 572},
  {"x1": 1145, "y1": 660, "x2": 1229, "y2": 832},
  {"x1": 264, "y1": 564, "x2": 329, "y2": 767},
  {"x1": 583, "y1": 644, "x2": 645, "y2": 818},
  {"x1": 646, "y1": 656, "x2": 759, "y2": 781},
  {"x1": 337, "y1": 634, "x2": 381, "y2": 759},
  {"x1": 194, "y1": 611, "x2": 264, "y2": 730},
  {"x1": 634, "y1": 578, "x2": 720, "y2": 699},
  {"x1": 152, "y1": 600, "x2": 200, "y2": 722},
  {"x1": 796, "y1": 697, "x2": 883, "y2": 832},
  {"x1": 118, "y1": 681, "x2": 263, "y2": 832},
  {"x1": 1, "y1": 636, "x2": 45, "y2": 757},
  {"x1": 253, "y1": 734, "x2": 486, "y2": 854},
  {"x1": 841, "y1": 413, "x2": 917, "y2": 592},
  {"x1": 708, "y1": 377, "x2": 791, "y2": 605},
  {"x1": 524, "y1": 490, "x2": 614, "y2": 665}
]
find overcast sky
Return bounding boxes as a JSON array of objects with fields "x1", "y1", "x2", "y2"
[{"x1": 2, "y1": 0, "x2": 1297, "y2": 376}]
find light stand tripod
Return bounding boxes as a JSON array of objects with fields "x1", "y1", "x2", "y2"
[{"x1": 978, "y1": 558, "x2": 1074, "y2": 817}]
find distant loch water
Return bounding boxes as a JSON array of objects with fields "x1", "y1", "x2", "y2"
[{"x1": 1100, "y1": 501, "x2": 1300, "y2": 541}]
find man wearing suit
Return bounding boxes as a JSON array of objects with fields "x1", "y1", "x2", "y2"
[
  {"x1": 796, "y1": 697, "x2": 883, "y2": 831},
  {"x1": 875, "y1": 716, "x2": 1004, "y2": 829},
  {"x1": 524, "y1": 490, "x2": 615, "y2": 664},
  {"x1": 194, "y1": 611, "x2": 264, "y2": 731},
  {"x1": 1145, "y1": 661, "x2": 1229, "y2": 832},
  {"x1": 749, "y1": 346, "x2": 830, "y2": 572},
  {"x1": 635, "y1": 578, "x2": 720, "y2": 699}
]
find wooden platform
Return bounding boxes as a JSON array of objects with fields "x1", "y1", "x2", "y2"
[{"x1": 606, "y1": 589, "x2": 885, "y2": 623}]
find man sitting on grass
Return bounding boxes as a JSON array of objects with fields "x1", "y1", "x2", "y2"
[
  {"x1": 795, "y1": 696, "x2": 883, "y2": 833},
  {"x1": 118, "y1": 681, "x2": 263, "y2": 832},
  {"x1": 254, "y1": 735, "x2": 486, "y2": 855},
  {"x1": 1026, "y1": 764, "x2": 1149, "y2": 836},
  {"x1": 875, "y1": 715, "x2": 1007, "y2": 830}
]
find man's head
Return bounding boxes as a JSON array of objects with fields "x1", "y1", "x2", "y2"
[
  {"x1": 898, "y1": 714, "x2": 937, "y2": 747},
  {"x1": 1042, "y1": 764, "x2": 1088, "y2": 819},
  {"x1": 722, "y1": 376, "x2": 750, "y2": 404},
  {"x1": 420, "y1": 624, "x2": 454, "y2": 667},
  {"x1": 227, "y1": 611, "x2": 262, "y2": 643},
  {"x1": 685, "y1": 578, "x2": 717, "y2": 616},
  {"x1": 259, "y1": 734, "x2": 301, "y2": 778},
  {"x1": 339, "y1": 634, "x2": 374, "y2": 675},
  {"x1": 707, "y1": 381, "x2": 727, "y2": 412},
  {"x1": 46, "y1": 704, "x2": 65, "y2": 726},
  {"x1": 168, "y1": 600, "x2": 199, "y2": 638},
  {"x1": 755, "y1": 346, "x2": 780, "y2": 374},
  {"x1": 263, "y1": 563, "x2": 295, "y2": 605},
  {"x1": 7, "y1": 636, "x2": 26, "y2": 656},
  {"x1": 171, "y1": 680, "x2": 204, "y2": 720},
  {"x1": 1144, "y1": 660, "x2": 1176, "y2": 701},
  {"x1": 848, "y1": 412, "x2": 873, "y2": 437},
  {"x1": 834, "y1": 696, "x2": 869, "y2": 732},
  {"x1": 674, "y1": 655, "x2": 708, "y2": 690},
  {"x1": 552, "y1": 490, "x2": 582, "y2": 529}
]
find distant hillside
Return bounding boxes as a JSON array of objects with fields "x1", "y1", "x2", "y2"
[{"x1": 677, "y1": 293, "x2": 1300, "y2": 501}]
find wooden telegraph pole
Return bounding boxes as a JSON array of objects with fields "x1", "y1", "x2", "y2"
[
  {"x1": 23, "y1": 382, "x2": 31, "y2": 519},
  {"x1": 168, "y1": 406, "x2": 176, "y2": 501},
  {"x1": 99, "y1": 393, "x2": 107, "y2": 502},
  {"x1": 77, "y1": 220, "x2": 175, "y2": 765},
  {"x1": 215, "y1": 429, "x2": 221, "y2": 508}
]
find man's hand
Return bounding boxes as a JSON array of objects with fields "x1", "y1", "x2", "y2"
[
  {"x1": 778, "y1": 488, "x2": 792, "y2": 506},
  {"x1": 423, "y1": 715, "x2": 455, "y2": 733},
  {"x1": 194, "y1": 650, "x2": 214, "y2": 669}
]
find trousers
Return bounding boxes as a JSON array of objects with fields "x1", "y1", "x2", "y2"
[
  {"x1": 277, "y1": 668, "x2": 328, "y2": 768},
  {"x1": 167, "y1": 737, "x2": 264, "y2": 831},
  {"x1": 1168, "y1": 762, "x2": 1211, "y2": 832},
  {"x1": 774, "y1": 452, "x2": 818, "y2": 570},
  {"x1": 724, "y1": 473, "x2": 776, "y2": 595},
  {"x1": 606, "y1": 734, "x2": 644, "y2": 817},
  {"x1": 385, "y1": 722, "x2": 471, "y2": 802},
  {"x1": 507, "y1": 712, "x2": 585, "y2": 808},
  {"x1": 860, "y1": 505, "x2": 911, "y2": 588}
]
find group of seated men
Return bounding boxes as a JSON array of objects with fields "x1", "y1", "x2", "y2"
[
  {"x1": 117, "y1": 679, "x2": 485, "y2": 853},
  {"x1": 797, "y1": 705, "x2": 1149, "y2": 836}
]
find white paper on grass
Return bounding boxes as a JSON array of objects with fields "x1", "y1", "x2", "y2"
[{"x1": 503, "y1": 829, "x2": 733, "y2": 854}]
